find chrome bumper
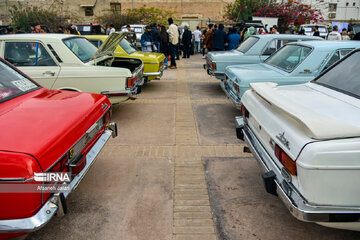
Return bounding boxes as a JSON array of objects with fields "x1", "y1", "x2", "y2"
[
  {"x1": 220, "y1": 81, "x2": 241, "y2": 109},
  {"x1": 0, "y1": 128, "x2": 116, "y2": 233},
  {"x1": 203, "y1": 63, "x2": 224, "y2": 80},
  {"x1": 236, "y1": 117, "x2": 360, "y2": 223},
  {"x1": 101, "y1": 87, "x2": 138, "y2": 98},
  {"x1": 143, "y1": 63, "x2": 166, "y2": 78}
]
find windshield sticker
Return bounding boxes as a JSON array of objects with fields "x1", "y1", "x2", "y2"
[{"x1": 11, "y1": 80, "x2": 37, "y2": 92}]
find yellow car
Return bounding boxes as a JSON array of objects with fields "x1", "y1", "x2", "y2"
[{"x1": 86, "y1": 34, "x2": 166, "y2": 81}]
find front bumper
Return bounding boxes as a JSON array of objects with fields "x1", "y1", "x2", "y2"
[
  {"x1": 0, "y1": 126, "x2": 117, "y2": 233},
  {"x1": 236, "y1": 116, "x2": 360, "y2": 223},
  {"x1": 220, "y1": 81, "x2": 241, "y2": 109}
]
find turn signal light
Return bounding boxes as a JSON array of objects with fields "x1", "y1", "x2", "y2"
[
  {"x1": 240, "y1": 104, "x2": 249, "y2": 118},
  {"x1": 274, "y1": 145, "x2": 296, "y2": 176}
]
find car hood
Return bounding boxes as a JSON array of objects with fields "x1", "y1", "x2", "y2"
[
  {"x1": 130, "y1": 51, "x2": 165, "y2": 62},
  {"x1": 249, "y1": 82, "x2": 360, "y2": 140},
  {"x1": 0, "y1": 88, "x2": 110, "y2": 171},
  {"x1": 225, "y1": 63, "x2": 284, "y2": 84},
  {"x1": 92, "y1": 32, "x2": 126, "y2": 59},
  {"x1": 208, "y1": 50, "x2": 244, "y2": 61}
]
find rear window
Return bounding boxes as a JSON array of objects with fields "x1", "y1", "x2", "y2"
[
  {"x1": 236, "y1": 36, "x2": 259, "y2": 53},
  {"x1": 0, "y1": 60, "x2": 39, "y2": 102},
  {"x1": 314, "y1": 50, "x2": 360, "y2": 98},
  {"x1": 63, "y1": 37, "x2": 97, "y2": 62},
  {"x1": 119, "y1": 39, "x2": 137, "y2": 54}
]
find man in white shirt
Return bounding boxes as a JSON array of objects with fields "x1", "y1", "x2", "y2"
[
  {"x1": 168, "y1": 18, "x2": 179, "y2": 69},
  {"x1": 109, "y1": 24, "x2": 116, "y2": 34},
  {"x1": 193, "y1": 26, "x2": 201, "y2": 53},
  {"x1": 326, "y1": 25, "x2": 341, "y2": 40}
]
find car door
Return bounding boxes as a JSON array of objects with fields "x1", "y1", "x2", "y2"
[{"x1": 3, "y1": 41, "x2": 60, "y2": 89}]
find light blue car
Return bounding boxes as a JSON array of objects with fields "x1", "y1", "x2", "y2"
[
  {"x1": 222, "y1": 41, "x2": 360, "y2": 109},
  {"x1": 204, "y1": 34, "x2": 323, "y2": 80}
]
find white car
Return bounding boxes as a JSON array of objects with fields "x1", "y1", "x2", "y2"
[
  {"x1": 0, "y1": 33, "x2": 144, "y2": 104},
  {"x1": 121, "y1": 24, "x2": 145, "y2": 48},
  {"x1": 299, "y1": 24, "x2": 328, "y2": 38},
  {"x1": 236, "y1": 49, "x2": 360, "y2": 231}
]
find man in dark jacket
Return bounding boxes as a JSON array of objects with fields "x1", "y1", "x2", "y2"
[
  {"x1": 313, "y1": 26, "x2": 320, "y2": 36},
  {"x1": 213, "y1": 24, "x2": 227, "y2": 51},
  {"x1": 182, "y1": 25, "x2": 192, "y2": 58},
  {"x1": 151, "y1": 23, "x2": 161, "y2": 52}
]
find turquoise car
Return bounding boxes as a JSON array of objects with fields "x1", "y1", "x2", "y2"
[
  {"x1": 205, "y1": 34, "x2": 323, "y2": 80},
  {"x1": 222, "y1": 41, "x2": 360, "y2": 109}
]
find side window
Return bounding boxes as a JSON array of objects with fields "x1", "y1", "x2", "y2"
[
  {"x1": 323, "y1": 49, "x2": 353, "y2": 71},
  {"x1": 4, "y1": 42, "x2": 56, "y2": 67},
  {"x1": 263, "y1": 39, "x2": 283, "y2": 56},
  {"x1": 89, "y1": 39, "x2": 101, "y2": 48}
]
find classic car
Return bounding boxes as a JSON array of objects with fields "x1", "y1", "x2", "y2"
[
  {"x1": 222, "y1": 40, "x2": 360, "y2": 109},
  {"x1": 205, "y1": 34, "x2": 323, "y2": 80},
  {"x1": 299, "y1": 24, "x2": 328, "y2": 38},
  {"x1": 235, "y1": 48, "x2": 360, "y2": 231},
  {"x1": 0, "y1": 57, "x2": 117, "y2": 239},
  {"x1": 121, "y1": 24, "x2": 145, "y2": 48},
  {"x1": 0, "y1": 33, "x2": 144, "y2": 104},
  {"x1": 86, "y1": 34, "x2": 166, "y2": 82}
]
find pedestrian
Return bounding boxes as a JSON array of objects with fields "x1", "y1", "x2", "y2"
[
  {"x1": 227, "y1": 28, "x2": 240, "y2": 50},
  {"x1": 160, "y1": 25, "x2": 169, "y2": 68},
  {"x1": 204, "y1": 23, "x2": 214, "y2": 53},
  {"x1": 122, "y1": 25, "x2": 137, "y2": 46},
  {"x1": 181, "y1": 25, "x2": 192, "y2": 58},
  {"x1": 141, "y1": 25, "x2": 155, "y2": 52},
  {"x1": 271, "y1": 26, "x2": 279, "y2": 34},
  {"x1": 109, "y1": 24, "x2": 116, "y2": 35},
  {"x1": 213, "y1": 24, "x2": 227, "y2": 51},
  {"x1": 15, "y1": 26, "x2": 25, "y2": 34},
  {"x1": 168, "y1": 18, "x2": 179, "y2": 69},
  {"x1": 258, "y1": 28, "x2": 265, "y2": 35},
  {"x1": 341, "y1": 28, "x2": 350, "y2": 40},
  {"x1": 240, "y1": 27, "x2": 247, "y2": 42},
  {"x1": 313, "y1": 26, "x2": 320, "y2": 36},
  {"x1": 244, "y1": 26, "x2": 255, "y2": 40},
  {"x1": 31, "y1": 23, "x2": 45, "y2": 33},
  {"x1": 193, "y1": 26, "x2": 201, "y2": 53},
  {"x1": 298, "y1": 29, "x2": 305, "y2": 35},
  {"x1": 151, "y1": 23, "x2": 161, "y2": 52},
  {"x1": 201, "y1": 26, "x2": 208, "y2": 58},
  {"x1": 106, "y1": 25, "x2": 111, "y2": 35},
  {"x1": 65, "y1": 25, "x2": 78, "y2": 35},
  {"x1": 326, "y1": 25, "x2": 341, "y2": 40},
  {"x1": 57, "y1": 26, "x2": 64, "y2": 33}
]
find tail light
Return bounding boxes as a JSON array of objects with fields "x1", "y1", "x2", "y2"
[
  {"x1": 210, "y1": 62, "x2": 216, "y2": 70},
  {"x1": 240, "y1": 104, "x2": 249, "y2": 118},
  {"x1": 103, "y1": 107, "x2": 112, "y2": 124},
  {"x1": 127, "y1": 75, "x2": 138, "y2": 88},
  {"x1": 233, "y1": 82, "x2": 240, "y2": 93},
  {"x1": 274, "y1": 145, "x2": 296, "y2": 176}
]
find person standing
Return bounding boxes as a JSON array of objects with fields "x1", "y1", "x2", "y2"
[
  {"x1": 168, "y1": 18, "x2": 179, "y2": 69},
  {"x1": 313, "y1": 26, "x2": 320, "y2": 36},
  {"x1": 141, "y1": 25, "x2": 154, "y2": 52},
  {"x1": 160, "y1": 25, "x2": 169, "y2": 68},
  {"x1": 244, "y1": 26, "x2": 255, "y2": 40},
  {"x1": 271, "y1": 26, "x2": 280, "y2": 34},
  {"x1": 31, "y1": 24, "x2": 45, "y2": 33},
  {"x1": 182, "y1": 25, "x2": 192, "y2": 58},
  {"x1": 109, "y1": 24, "x2": 116, "y2": 35},
  {"x1": 193, "y1": 26, "x2": 201, "y2": 53},
  {"x1": 327, "y1": 25, "x2": 341, "y2": 40},
  {"x1": 342, "y1": 28, "x2": 350, "y2": 40},
  {"x1": 228, "y1": 28, "x2": 240, "y2": 50},
  {"x1": 151, "y1": 23, "x2": 161, "y2": 52},
  {"x1": 204, "y1": 24, "x2": 214, "y2": 53},
  {"x1": 201, "y1": 26, "x2": 208, "y2": 58},
  {"x1": 213, "y1": 24, "x2": 227, "y2": 51}
]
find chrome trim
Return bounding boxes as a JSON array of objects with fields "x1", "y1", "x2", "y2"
[
  {"x1": 220, "y1": 81, "x2": 241, "y2": 109},
  {"x1": 242, "y1": 121, "x2": 360, "y2": 223},
  {"x1": 101, "y1": 89, "x2": 133, "y2": 97},
  {"x1": 0, "y1": 130, "x2": 113, "y2": 233}
]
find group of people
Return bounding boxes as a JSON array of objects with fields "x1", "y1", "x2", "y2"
[
  {"x1": 0, "y1": 23, "x2": 80, "y2": 35},
  {"x1": 325, "y1": 25, "x2": 360, "y2": 40}
]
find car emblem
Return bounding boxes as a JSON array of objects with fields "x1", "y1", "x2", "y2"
[
  {"x1": 276, "y1": 132, "x2": 290, "y2": 150},
  {"x1": 69, "y1": 147, "x2": 75, "y2": 159},
  {"x1": 101, "y1": 103, "x2": 108, "y2": 111}
]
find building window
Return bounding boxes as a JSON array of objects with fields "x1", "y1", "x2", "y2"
[
  {"x1": 110, "y1": 2, "x2": 121, "y2": 12},
  {"x1": 353, "y1": 2, "x2": 356, "y2": 6},
  {"x1": 329, "y1": 3, "x2": 337, "y2": 12},
  {"x1": 346, "y1": 2, "x2": 349, "y2": 6},
  {"x1": 85, "y1": 7, "x2": 94, "y2": 16}
]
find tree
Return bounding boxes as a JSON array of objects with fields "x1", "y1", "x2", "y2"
[
  {"x1": 8, "y1": 2, "x2": 78, "y2": 32},
  {"x1": 97, "y1": 6, "x2": 176, "y2": 29},
  {"x1": 225, "y1": 0, "x2": 276, "y2": 22}
]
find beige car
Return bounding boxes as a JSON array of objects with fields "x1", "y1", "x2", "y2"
[{"x1": 0, "y1": 33, "x2": 143, "y2": 103}]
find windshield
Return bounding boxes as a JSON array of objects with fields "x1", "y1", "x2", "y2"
[
  {"x1": 119, "y1": 39, "x2": 137, "y2": 54},
  {"x1": 236, "y1": 36, "x2": 259, "y2": 53},
  {"x1": 63, "y1": 37, "x2": 97, "y2": 62},
  {"x1": 315, "y1": 51, "x2": 360, "y2": 98},
  {"x1": 265, "y1": 44, "x2": 312, "y2": 72},
  {"x1": 0, "y1": 60, "x2": 39, "y2": 102}
]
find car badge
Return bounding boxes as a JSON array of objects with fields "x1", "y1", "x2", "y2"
[
  {"x1": 101, "y1": 103, "x2": 108, "y2": 111},
  {"x1": 276, "y1": 132, "x2": 290, "y2": 150},
  {"x1": 69, "y1": 147, "x2": 75, "y2": 159}
]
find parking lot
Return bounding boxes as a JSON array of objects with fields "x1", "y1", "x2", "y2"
[{"x1": 27, "y1": 54, "x2": 360, "y2": 240}]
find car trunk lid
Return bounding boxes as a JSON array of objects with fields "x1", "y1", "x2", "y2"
[{"x1": 92, "y1": 32, "x2": 126, "y2": 59}]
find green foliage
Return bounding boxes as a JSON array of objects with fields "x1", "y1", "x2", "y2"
[
  {"x1": 9, "y1": 2, "x2": 76, "y2": 32},
  {"x1": 97, "y1": 6, "x2": 176, "y2": 29},
  {"x1": 225, "y1": 0, "x2": 276, "y2": 21}
]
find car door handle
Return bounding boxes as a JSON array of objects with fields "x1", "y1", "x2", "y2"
[{"x1": 42, "y1": 71, "x2": 56, "y2": 76}]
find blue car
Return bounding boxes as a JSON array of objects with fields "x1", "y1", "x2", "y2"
[
  {"x1": 222, "y1": 41, "x2": 360, "y2": 109},
  {"x1": 204, "y1": 34, "x2": 323, "y2": 80}
]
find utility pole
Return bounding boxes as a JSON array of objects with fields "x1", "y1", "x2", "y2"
[{"x1": 132, "y1": 0, "x2": 134, "y2": 9}]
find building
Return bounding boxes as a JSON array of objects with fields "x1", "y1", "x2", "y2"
[{"x1": 0, "y1": 0, "x2": 234, "y2": 25}]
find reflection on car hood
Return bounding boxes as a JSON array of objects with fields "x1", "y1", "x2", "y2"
[
  {"x1": 92, "y1": 32, "x2": 126, "y2": 59},
  {"x1": 225, "y1": 63, "x2": 284, "y2": 83},
  {"x1": 208, "y1": 50, "x2": 244, "y2": 61},
  {"x1": 130, "y1": 51, "x2": 165, "y2": 62}
]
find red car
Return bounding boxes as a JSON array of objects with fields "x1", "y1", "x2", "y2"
[{"x1": 0, "y1": 58, "x2": 117, "y2": 239}]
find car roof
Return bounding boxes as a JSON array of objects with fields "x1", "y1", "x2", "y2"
[
  {"x1": 251, "y1": 34, "x2": 322, "y2": 40},
  {"x1": 85, "y1": 35, "x2": 107, "y2": 39},
  {"x1": 0, "y1": 33, "x2": 81, "y2": 40},
  {"x1": 300, "y1": 24, "x2": 327, "y2": 27},
  {"x1": 287, "y1": 40, "x2": 360, "y2": 49}
]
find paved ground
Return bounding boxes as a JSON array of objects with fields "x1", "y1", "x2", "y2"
[{"x1": 26, "y1": 54, "x2": 360, "y2": 240}]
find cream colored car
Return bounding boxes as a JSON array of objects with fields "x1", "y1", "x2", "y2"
[{"x1": 0, "y1": 33, "x2": 144, "y2": 103}]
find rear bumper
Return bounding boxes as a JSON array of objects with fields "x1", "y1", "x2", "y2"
[
  {"x1": 236, "y1": 116, "x2": 360, "y2": 223},
  {"x1": 203, "y1": 63, "x2": 224, "y2": 80},
  {"x1": 143, "y1": 62, "x2": 166, "y2": 78},
  {"x1": 0, "y1": 126, "x2": 117, "y2": 233},
  {"x1": 101, "y1": 87, "x2": 138, "y2": 99},
  {"x1": 220, "y1": 81, "x2": 241, "y2": 109}
]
